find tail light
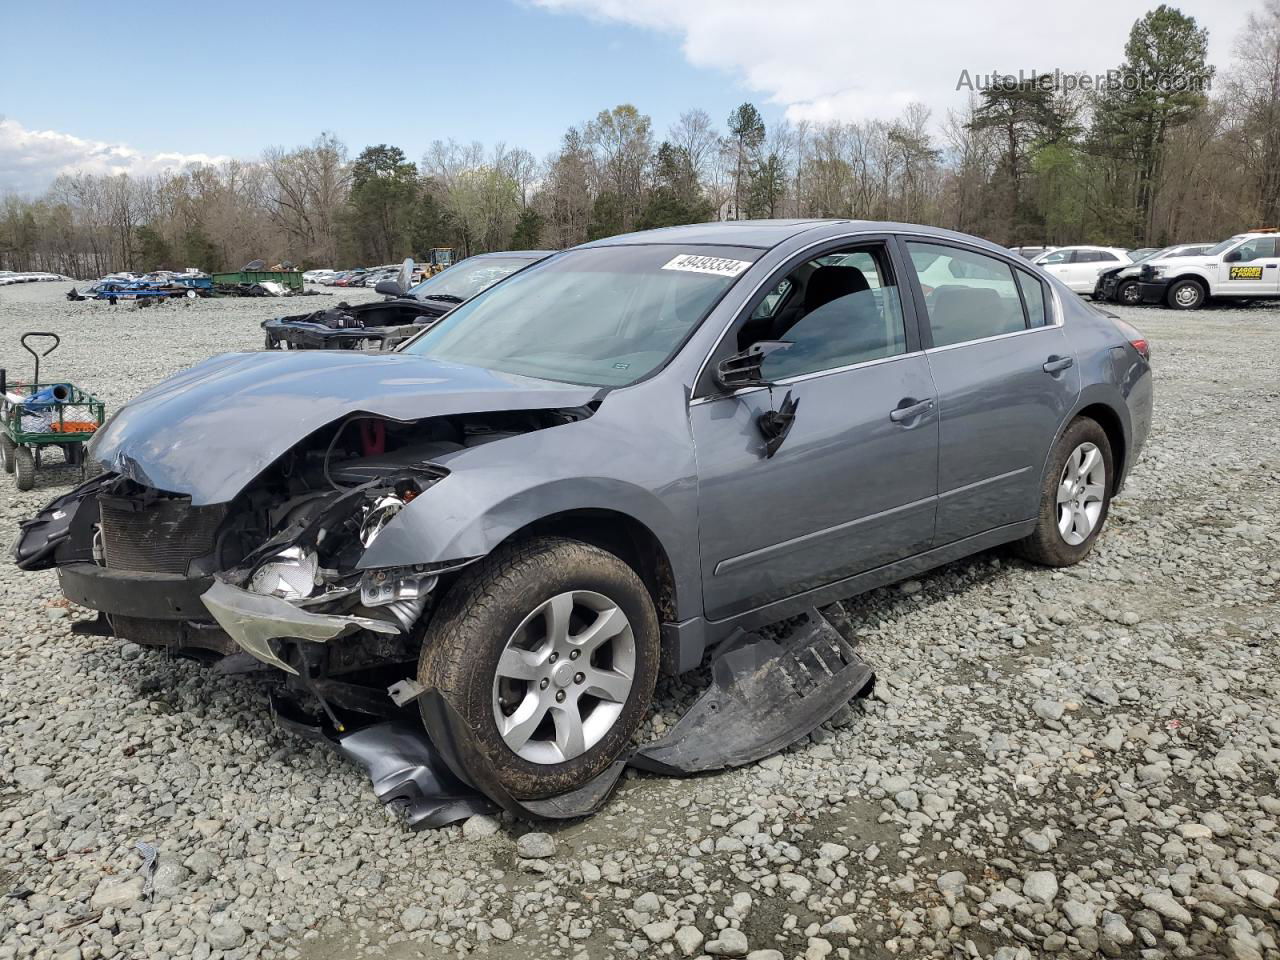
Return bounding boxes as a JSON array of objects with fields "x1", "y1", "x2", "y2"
[{"x1": 1110, "y1": 316, "x2": 1150, "y2": 361}]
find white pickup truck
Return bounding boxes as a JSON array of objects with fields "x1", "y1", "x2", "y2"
[{"x1": 1136, "y1": 232, "x2": 1280, "y2": 309}]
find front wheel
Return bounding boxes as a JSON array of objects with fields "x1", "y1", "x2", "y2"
[
  {"x1": 1166, "y1": 279, "x2": 1206, "y2": 310},
  {"x1": 13, "y1": 446, "x2": 35, "y2": 491},
  {"x1": 419, "y1": 537, "x2": 660, "y2": 799},
  {"x1": 1017, "y1": 418, "x2": 1113, "y2": 567},
  {"x1": 1117, "y1": 280, "x2": 1142, "y2": 305}
]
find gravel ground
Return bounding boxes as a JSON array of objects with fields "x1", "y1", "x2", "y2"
[{"x1": 1, "y1": 281, "x2": 1278, "y2": 960}]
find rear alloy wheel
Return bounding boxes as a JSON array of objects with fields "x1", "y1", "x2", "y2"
[
  {"x1": 1017, "y1": 417, "x2": 1113, "y2": 567},
  {"x1": 1166, "y1": 279, "x2": 1205, "y2": 310},
  {"x1": 1117, "y1": 280, "x2": 1142, "y2": 305},
  {"x1": 419, "y1": 537, "x2": 660, "y2": 799}
]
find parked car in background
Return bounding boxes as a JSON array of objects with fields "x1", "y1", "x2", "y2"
[
  {"x1": 1127, "y1": 248, "x2": 1160, "y2": 261},
  {"x1": 1135, "y1": 231, "x2": 1280, "y2": 309},
  {"x1": 1094, "y1": 243, "x2": 1213, "y2": 304},
  {"x1": 1033, "y1": 246, "x2": 1132, "y2": 295},
  {"x1": 1009, "y1": 245, "x2": 1057, "y2": 260},
  {"x1": 263, "y1": 250, "x2": 551, "y2": 349},
  {"x1": 16, "y1": 219, "x2": 1151, "y2": 799},
  {"x1": 303, "y1": 269, "x2": 336, "y2": 285}
]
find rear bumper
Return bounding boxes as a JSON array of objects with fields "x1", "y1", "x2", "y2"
[
  {"x1": 58, "y1": 562, "x2": 213, "y2": 621},
  {"x1": 1136, "y1": 280, "x2": 1170, "y2": 304}
]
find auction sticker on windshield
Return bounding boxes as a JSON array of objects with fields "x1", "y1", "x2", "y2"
[{"x1": 662, "y1": 254, "x2": 753, "y2": 277}]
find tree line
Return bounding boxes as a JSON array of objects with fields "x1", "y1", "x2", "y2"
[{"x1": 2, "y1": 2, "x2": 1278, "y2": 277}]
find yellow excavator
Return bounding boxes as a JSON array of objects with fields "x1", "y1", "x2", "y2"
[{"x1": 424, "y1": 248, "x2": 454, "y2": 277}]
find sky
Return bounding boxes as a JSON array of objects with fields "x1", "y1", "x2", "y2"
[{"x1": 0, "y1": 0, "x2": 1260, "y2": 195}]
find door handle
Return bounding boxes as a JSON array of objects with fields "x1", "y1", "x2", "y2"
[
  {"x1": 890, "y1": 398, "x2": 934, "y2": 423},
  {"x1": 1043, "y1": 355, "x2": 1074, "y2": 374}
]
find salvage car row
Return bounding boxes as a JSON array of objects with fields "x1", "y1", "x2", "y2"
[{"x1": 1016, "y1": 229, "x2": 1280, "y2": 309}]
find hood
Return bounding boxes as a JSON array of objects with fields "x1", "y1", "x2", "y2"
[{"x1": 90, "y1": 351, "x2": 600, "y2": 504}]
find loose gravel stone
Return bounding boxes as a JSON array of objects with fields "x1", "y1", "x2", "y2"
[
  {"x1": 206, "y1": 920, "x2": 246, "y2": 951},
  {"x1": 706, "y1": 928, "x2": 750, "y2": 956},
  {"x1": 516, "y1": 831, "x2": 555, "y2": 859}
]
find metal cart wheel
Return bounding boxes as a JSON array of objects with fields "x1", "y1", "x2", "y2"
[
  {"x1": 14, "y1": 446, "x2": 35, "y2": 491},
  {"x1": 1, "y1": 434, "x2": 15, "y2": 474}
]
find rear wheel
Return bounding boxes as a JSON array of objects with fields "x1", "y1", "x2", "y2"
[
  {"x1": 0, "y1": 434, "x2": 15, "y2": 474},
  {"x1": 1166, "y1": 278, "x2": 1206, "y2": 310},
  {"x1": 419, "y1": 537, "x2": 660, "y2": 799},
  {"x1": 1017, "y1": 418, "x2": 1113, "y2": 567},
  {"x1": 14, "y1": 446, "x2": 35, "y2": 491}
]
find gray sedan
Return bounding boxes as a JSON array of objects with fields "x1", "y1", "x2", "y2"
[{"x1": 14, "y1": 219, "x2": 1153, "y2": 799}]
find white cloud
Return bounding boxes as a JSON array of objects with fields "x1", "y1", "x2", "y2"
[
  {"x1": 0, "y1": 117, "x2": 231, "y2": 195},
  {"x1": 531, "y1": 0, "x2": 1252, "y2": 126}
]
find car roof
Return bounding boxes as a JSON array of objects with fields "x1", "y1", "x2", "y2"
[
  {"x1": 578, "y1": 219, "x2": 1031, "y2": 257},
  {"x1": 1045, "y1": 245, "x2": 1127, "y2": 252},
  {"x1": 468, "y1": 250, "x2": 554, "y2": 260}
]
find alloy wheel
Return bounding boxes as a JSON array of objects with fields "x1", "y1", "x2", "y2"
[
  {"x1": 492, "y1": 590, "x2": 636, "y2": 764},
  {"x1": 1057, "y1": 442, "x2": 1106, "y2": 546}
]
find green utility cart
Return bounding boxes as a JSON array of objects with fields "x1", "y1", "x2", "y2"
[{"x1": 0, "y1": 333, "x2": 106, "y2": 491}]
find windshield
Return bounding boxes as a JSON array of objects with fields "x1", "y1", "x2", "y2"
[
  {"x1": 401, "y1": 245, "x2": 758, "y2": 386},
  {"x1": 406, "y1": 256, "x2": 538, "y2": 302},
  {"x1": 1203, "y1": 236, "x2": 1247, "y2": 257}
]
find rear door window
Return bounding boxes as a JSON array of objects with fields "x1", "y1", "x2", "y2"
[
  {"x1": 1017, "y1": 271, "x2": 1049, "y2": 327},
  {"x1": 906, "y1": 242, "x2": 1030, "y2": 348}
]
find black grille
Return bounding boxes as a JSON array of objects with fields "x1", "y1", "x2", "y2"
[{"x1": 99, "y1": 496, "x2": 226, "y2": 574}]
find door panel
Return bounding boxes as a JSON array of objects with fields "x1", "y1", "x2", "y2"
[
  {"x1": 1218, "y1": 238, "x2": 1280, "y2": 295},
  {"x1": 691, "y1": 355, "x2": 938, "y2": 621},
  {"x1": 926, "y1": 326, "x2": 1080, "y2": 543},
  {"x1": 1037, "y1": 251, "x2": 1075, "y2": 290}
]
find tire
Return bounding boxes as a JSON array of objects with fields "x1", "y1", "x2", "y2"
[
  {"x1": 1016, "y1": 418, "x2": 1113, "y2": 567},
  {"x1": 1117, "y1": 280, "x2": 1142, "y2": 306},
  {"x1": 1165, "y1": 278, "x2": 1206, "y2": 310},
  {"x1": 0, "y1": 434, "x2": 15, "y2": 474},
  {"x1": 14, "y1": 446, "x2": 35, "y2": 491},
  {"x1": 419, "y1": 536, "x2": 660, "y2": 800}
]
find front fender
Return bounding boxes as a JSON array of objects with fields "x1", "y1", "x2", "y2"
[{"x1": 355, "y1": 395, "x2": 701, "y2": 618}]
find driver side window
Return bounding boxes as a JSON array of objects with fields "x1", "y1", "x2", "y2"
[{"x1": 737, "y1": 244, "x2": 908, "y2": 381}]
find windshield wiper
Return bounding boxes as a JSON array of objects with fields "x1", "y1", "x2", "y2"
[{"x1": 418, "y1": 293, "x2": 463, "y2": 303}]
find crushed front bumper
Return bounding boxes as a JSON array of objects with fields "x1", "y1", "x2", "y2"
[
  {"x1": 58, "y1": 563, "x2": 213, "y2": 620},
  {"x1": 200, "y1": 578, "x2": 400, "y2": 675},
  {"x1": 1136, "y1": 279, "x2": 1170, "y2": 304},
  {"x1": 261, "y1": 319, "x2": 421, "y2": 350}
]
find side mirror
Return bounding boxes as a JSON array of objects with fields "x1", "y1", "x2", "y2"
[
  {"x1": 397, "y1": 257, "x2": 415, "y2": 292},
  {"x1": 1223, "y1": 249, "x2": 1242, "y2": 262},
  {"x1": 715, "y1": 340, "x2": 792, "y2": 390},
  {"x1": 375, "y1": 279, "x2": 404, "y2": 297}
]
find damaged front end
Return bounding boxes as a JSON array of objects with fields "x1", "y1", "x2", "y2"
[
  {"x1": 262, "y1": 297, "x2": 450, "y2": 351},
  {"x1": 12, "y1": 407, "x2": 587, "y2": 716}
]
